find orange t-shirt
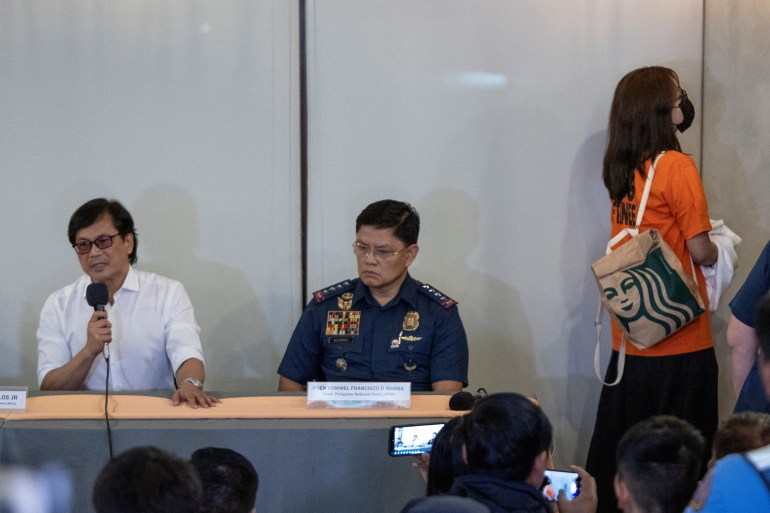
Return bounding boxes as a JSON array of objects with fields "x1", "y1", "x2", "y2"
[{"x1": 609, "y1": 151, "x2": 713, "y2": 356}]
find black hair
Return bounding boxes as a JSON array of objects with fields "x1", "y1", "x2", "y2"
[
  {"x1": 92, "y1": 446, "x2": 201, "y2": 513},
  {"x1": 616, "y1": 415, "x2": 704, "y2": 513},
  {"x1": 712, "y1": 411, "x2": 770, "y2": 461},
  {"x1": 68, "y1": 198, "x2": 139, "y2": 265},
  {"x1": 461, "y1": 393, "x2": 552, "y2": 481},
  {"x1": 190, "y1": 447, "x2": 259, "y2": 513},
  {"x1": 427, "y1": 416, "x2": 469, "y2": 496},
  {"x1": 603, "y1": 66, "x2": 683, "y2": 203},
  {"x1": 355, "y1": 199, "x2": 420, "y2": 245}
]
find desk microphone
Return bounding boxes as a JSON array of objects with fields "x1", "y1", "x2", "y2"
[
  {"x1": 86, "y1": 283, "x2": 110, "y2": 360},
  {"x1": 449, "y1": 388, "x2": 488, "y2": 411}
]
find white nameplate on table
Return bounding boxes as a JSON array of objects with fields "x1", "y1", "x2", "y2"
[
  {"x1": 307, "y1": 382, "x2": 411, "y2": 409},
  {"x1": 0, "y1": 386, "x2": 28, "y2": 411}
]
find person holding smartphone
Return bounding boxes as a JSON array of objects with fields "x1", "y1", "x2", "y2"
[{"x1": 441, "y1": 393, "x2": 596, "y2": 513}]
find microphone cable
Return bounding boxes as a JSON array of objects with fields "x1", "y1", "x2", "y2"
[{"x1": 103, "y1": 350, "x2": 114, "y2": 459}]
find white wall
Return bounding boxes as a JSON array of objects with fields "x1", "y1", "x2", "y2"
[
  {"x1": 0, "y1": 0, "x2": 722, "y2": 470},
  {"x1": 0, "y1": 0, "x2": 301, "y2": 394},
  {"x1": 305, "y1": 0, "x2": 704, "y2": 467},
  {"x1": 703, "y1": 2, "x2": 770, "y2": 411}
]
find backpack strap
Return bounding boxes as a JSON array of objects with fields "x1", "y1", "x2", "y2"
[
  {"x1": 594, "y1": 152, "x2": 663, "y2": 386},
  {"x1": 594, "y1": 300, "x2": 626, "y2": 386},
  {"x1": 605, "y1": 152, "x2": 665, "y2": 254}
]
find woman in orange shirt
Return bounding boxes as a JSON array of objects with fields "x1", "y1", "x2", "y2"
[{"x1": 586, "y1": 66, "x2": 718, "y2": 513}]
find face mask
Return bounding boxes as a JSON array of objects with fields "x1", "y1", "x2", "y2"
[{"x1": 677, "y1": 94, "x2": 695, "y2": 133}]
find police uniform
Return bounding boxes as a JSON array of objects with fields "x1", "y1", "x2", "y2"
[
  {"x1": 277, "y1": 274, "x2": 468, "y2": 391},
  {"x1": 685, "y1": 444, "x2": 770, "y2": 512}
]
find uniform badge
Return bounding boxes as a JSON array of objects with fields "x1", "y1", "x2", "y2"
[
  {"x1": 403, "y1": 358, "x2": 417, "y2": 372},
  {"x1": 390, "y1": 335, "x2": 402, "y2": 349},
  {"x1": 337, "y1": 292, "x2": 354, "y2": 311},
  {"x1": 325, "y1": 310, "x2": 361, "y2": 336},
  {"x1": 336, "y1": 358, "x2": 349, "y2": 372},
  {"x1": 403, "y1": 311, "x2": 420, "y2": 331}
]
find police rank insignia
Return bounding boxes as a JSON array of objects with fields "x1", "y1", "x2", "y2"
[
  {"x1": 325, "y1": 310, "x2": 361, "y2": 336},
  {"x1": 335, "y1": 358, "x2": 349, "y2": 372},
  {"x1": 337, "y1": 292, "x2": 354, "y2": 311},
  {"x1": 402, "y1": 311, "x2": 420, "y2": 331}
]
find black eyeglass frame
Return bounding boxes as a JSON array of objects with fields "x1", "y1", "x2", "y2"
[{"x1": 72, "y1": 233, "x2": 122, "y2": 254}]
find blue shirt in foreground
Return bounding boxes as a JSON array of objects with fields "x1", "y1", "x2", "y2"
[
  {"x1": 730, "y1": 239, "x2": 770, "y2": 414},
  {"x1": 685, "y1": 444, "x2": 770, "y2": 512}
]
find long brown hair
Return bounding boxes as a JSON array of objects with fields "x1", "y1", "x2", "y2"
[{"x1": 603, "y1": 66, "x2": 683, "y2": 202}]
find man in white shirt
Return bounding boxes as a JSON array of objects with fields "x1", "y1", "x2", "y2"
[{"x1": 37, "y1": 198, "x2": 218, "y2": 408}]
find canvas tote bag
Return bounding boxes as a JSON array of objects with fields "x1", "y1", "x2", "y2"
[{"x1": 592, "y1": 152, "x2": 705, "y2": 385}]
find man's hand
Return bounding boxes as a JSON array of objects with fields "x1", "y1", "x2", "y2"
[
  {"x1": 85, "y1": 311, "x2": 112, "y2": 358},
  {"x1": 171, "y1": 380, "x2": 220, "y2": 408},
  {"x1": 556, "y1": 465, "x2": 597, "y2": 513}
]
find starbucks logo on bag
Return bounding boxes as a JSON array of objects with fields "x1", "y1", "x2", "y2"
[{"x1": 603, "y1": 248, "x2": 704, "y2": 342}]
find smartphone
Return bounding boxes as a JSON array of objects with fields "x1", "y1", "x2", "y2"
[
  {"x1": 388, "y1": 422, "x2": 446, "y2": 456},
  {"x1": 542, "y1": 469, "x2": 581, "y2": 501}
]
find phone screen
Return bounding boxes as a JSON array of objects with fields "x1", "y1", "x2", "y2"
[
  {"x1": 542, "y1": 469, "x2": 581, "y2": 501},
  {"x1": 388, "y1": 422, "x2": 446, "y2": 456}
]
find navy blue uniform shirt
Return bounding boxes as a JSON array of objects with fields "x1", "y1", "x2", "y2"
[
  {"x1": 730, "y1": 240, "x2": 770, "y2": 414},
  {"x1": 277, "y1": 274, "x2": 468, "y2": 391}
]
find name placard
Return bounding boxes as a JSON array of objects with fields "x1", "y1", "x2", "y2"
[
  {"x1": 0, "y1": 386, "x2": 28, "y2": 411},
  {"x1": 307, "y1": 382, "x2": 411, "y2": 409}
]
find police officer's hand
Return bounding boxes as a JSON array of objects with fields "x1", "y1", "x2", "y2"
[{"x1": 85, "y1": 310, "x2": 111, "y2": 359}]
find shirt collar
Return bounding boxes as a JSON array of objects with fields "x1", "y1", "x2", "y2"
[
  {"x1": 354, "y1": 273, "x2": 418, "y2": 309},
  {"x1": 79, "y1": 266, "x2": 139, "y2": 298},
  {"x1": 120, "y1": 266, "x2": 140, "y2": 292}
]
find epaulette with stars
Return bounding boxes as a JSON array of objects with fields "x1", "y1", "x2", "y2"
[
  {"x1": 415, "y1": 281, "x2": 457, "y2": 309},
  {"x1": 312, "y1": 279, "x2": 356, "y2": 304}
]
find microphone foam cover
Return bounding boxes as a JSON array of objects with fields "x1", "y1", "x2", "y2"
[
  {"x1": 449, "y1": 391, "x2": 475, "y2": 411},
  {"x1": 86, "y1": 283, "x2": 109, "y2": 307}
]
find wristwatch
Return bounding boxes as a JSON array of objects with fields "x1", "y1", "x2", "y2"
[{"x1": 180, "y1": 377, "x2": 203, "y2": 390}]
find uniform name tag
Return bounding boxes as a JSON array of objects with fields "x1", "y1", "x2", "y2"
[
  {"x1": 307, "y1": 382, "x2": 411, "y2": 409},
  {"x1": 0, "y1": 386, "x2": 27, "y2": 411}
]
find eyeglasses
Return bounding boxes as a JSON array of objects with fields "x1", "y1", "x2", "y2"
[
  {"x1": 352, "y1": 241, "x2": 408, "y2": 261},
  {"x1": 675, "y1": 89, "x2": 688, "y2": 106},
  {"x1": 73, "y1": 233, "x2": 121, "y2": 254}
]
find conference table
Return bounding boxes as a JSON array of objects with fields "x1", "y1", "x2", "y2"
[{"x1": 0, "y1": 392, "x2": 461, "y2": 513}]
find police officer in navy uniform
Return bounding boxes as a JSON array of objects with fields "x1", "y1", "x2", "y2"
[{"x1": 277, "y1": 199, "x2": 469, "y2": 393}]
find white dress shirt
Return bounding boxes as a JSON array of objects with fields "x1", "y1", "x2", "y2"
[{"x1": 37, "y1": 267, "x2": 205, "y2": 390}]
